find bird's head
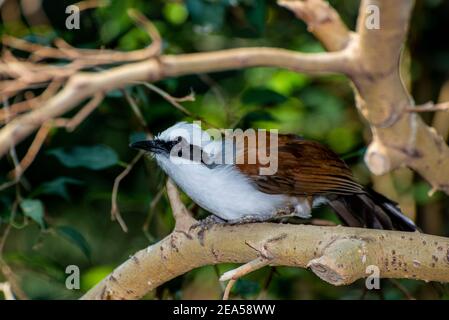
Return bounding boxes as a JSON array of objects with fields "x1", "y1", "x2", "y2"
[{"x1": 130, "y1": 122, "x2": 216, "y2": 163}]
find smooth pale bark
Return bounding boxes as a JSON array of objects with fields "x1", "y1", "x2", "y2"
[
  {"x1": 81, "y1": 223, "x2": 449, "y2": 299},
  {"x1": 1, "y1": 0, "x2": 449, "y2": 300}
]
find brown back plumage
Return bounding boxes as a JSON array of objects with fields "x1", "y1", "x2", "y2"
[
  {"x1": 235, "y1": 133, "x2": 364, "y2": 196},
  {"x1": 233, "y1": 133, "x2": 416, "y2": 231}
]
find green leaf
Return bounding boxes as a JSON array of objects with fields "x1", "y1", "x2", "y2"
[
  {"x1": 20, "y1": 199, "x2": 45, "y2": 228},
  {"x1": 233, "y1": 279, "x2": 260, "y2": 297},
  {"x1": 245, "y1": 0, "x2": 266, "y2": 35},
  {"x1": 267, "y1": 71, "x2": 309, "y2": 95},
  {"x1": 81, "y1": 265, "x2": 114, "y2": 291},
  {"x1": 48, "y1": 145, "x2": 119, "y2": 170},
  {"x1": 241, "y1": 88, "x2": 287, "y2": 106},
  {"x1": 326, "y1": 127, "x2": 357, "y2": 154},
  {"x1": 163, "y1": 3, "x2": 189, "y2": 25},
  {"x1": 56, "y1": 226, "x2": 91, "y2": 260},
  {"x1": 118, "y1": 28, "x2": 149, "y2": 51},
  {"x1": 129, "y1": 131, "x2": 147, "y2": 145},
  {"x1": 35, "y1": 177, "x2": 84, "y2": 201},
  {"x1": 186, "y1": 0, "x2": 226, "y2": 30}
]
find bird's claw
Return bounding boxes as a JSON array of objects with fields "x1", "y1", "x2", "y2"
[
  {"x1": 225, "y1": 215, "x2": 272, "y2": 225},
  {"x1": 189, "y1": 215, "x2": 226, "y2": 232}
]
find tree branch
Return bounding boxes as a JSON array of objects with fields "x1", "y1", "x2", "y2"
[
  {"x1": 81, "y1": 223, "x2": 449, "y2": 300},
  {"x1": 350, "y1": 0, "x2": 449, "y2": 194},
  {"x1": 278, "y1": 0, "x2": 353, "y2": 51},
  {"x1": 2, "y1": 0, "x2": 449, "y2": 301},
  {"x1": 3, "y1": 0, "x2": 447, "y2": 196},
  {"x1": 283, "y1": 0, "x2": 449, "y2": 194},
  {"x1": 165, "y1": 178, "x2": 196, "y2": 232},
  {"x1": 0, "y1": 47, "x2": 352, "y2": 160}
]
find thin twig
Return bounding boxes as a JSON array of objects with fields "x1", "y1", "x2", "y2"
[
  {"x1": 121, "y1": 89, "x2": 158, "y2": 235},
  {"x1": 220, "y1": 257, "x2": 270, "y2": 282},
  {"x1": 0, "y1": 216, "x2": 13, "y2": 255},
  {"x1": 7, "y1": 93, "x2": 104, "y2": 180},
  {"x1": 0, "y1": 262, "x2": 27, "y2": 300},
  {"x1": 406, "y1": 101, "x2": 449, "y2": 113},
  {"x1": 53, "y1": 93, "x2": 103, "y2": 131},
  {"x1": 127, "y1": 8, "x2": 162, "y2": 56},
  {"x1": 142, "y1": 187, "x2": 165, "y2": 236},
  {"x1": 8, "y1": 123, "x2": 51, "y2": 180},
  {"x1": 136, "y1": 81, "x2": 194, "y2": 116},
  {"x1": 122, "y1": 89, "x2": 148, "y2": 129},
  {"x1": 111, "y1": 152, "x2": 144, "y2": 232},
  {"x1": 223, "y1": 279, "x2": 236, "y2": 300},
  {"x1": 0, "y1": 282, "x2": 14, "y2": 300},
  {"x1": 220, "y1": 257, "x2": 270, "y2": 300},
  {"x1": 0, "y1": 97, "x2": 22, "y2": 191},
  {"x1": 2, "y1": 8, "x2": 160, "y2": 67},
  {"x1": 0, "y1": 192, "x2": 27, "y2": 300},
  {"x1": 135, "y1": 81, "x2": 221, "y2": 130},
  {"x1": 0, "y1": 78, "x2": 63, "y2": 124}
]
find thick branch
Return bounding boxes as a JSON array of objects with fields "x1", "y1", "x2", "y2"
[
  {"x1": 0, "y1": 47, "x2": 351, "y2": 158},
  {"x1": 2, "y1": 0, "x2": 449, "y2": 195},
  {"x1": 279, "y1": 0, "x2": 352, "y2": 51},
  {"x1": 0, "y1": 0, "x2": 447, "y2": 302},
  {"x1": 81, "y1": 224, "x2": 449, "y2": 300},
  {"x1": 349, "y1": 0, "x2": 449, "y2": 194},
  {"x1": 280, "y1": 0, "x2": 449, "y2": 194},
  {"x1": 165, "y1": 178, "x2": 196, "y2": 232}
]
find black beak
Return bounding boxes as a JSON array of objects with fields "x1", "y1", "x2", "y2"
[{"x1": 130, "y1": 140, "x2": 168, "y2": 153}]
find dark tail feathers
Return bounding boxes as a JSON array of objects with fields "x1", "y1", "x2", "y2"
[{"x1": 328, "y1": 189, "x2": 417, "y2": 231}]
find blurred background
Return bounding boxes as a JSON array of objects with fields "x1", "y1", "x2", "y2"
[{"x1": 0, "y1": 0, "x2": 448, "y2": 300}]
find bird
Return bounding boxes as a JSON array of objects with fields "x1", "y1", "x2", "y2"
[{"x1": 130, "y1": 122, "x2": 417, "y2": 231}]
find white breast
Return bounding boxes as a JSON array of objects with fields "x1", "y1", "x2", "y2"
[{"x1": 155, "y1": 155, "x2": 288, "y2": 220}]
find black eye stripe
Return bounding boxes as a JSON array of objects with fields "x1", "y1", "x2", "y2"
[{"x1": 167, "y1": 141, "x2": 218, "y2": 168}]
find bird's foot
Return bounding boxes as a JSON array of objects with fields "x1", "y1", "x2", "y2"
[
  {"x1": 272, "y1": 206, "x2": 295, "y2": 219},
  {"x1": 226, "y1": 214, "x2": 272, "y2": 225},
  {"x1": 293, "y1": 199, "x2": 312, "y2": 219},
  {"x1": 190, "y1": 215, "x2": 227, "y2": 246},
  {"x1": 190, "y1": 214, "x2": 226, "y2": 231}
]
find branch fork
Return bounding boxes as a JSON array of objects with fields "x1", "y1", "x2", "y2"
[
  {"x1": 2, "y1": 0, "x2": 449, "y2": 300},
  {"x1": 307, "y1": 237, "x2": 368, "y2": 285},
  {"x1": 219, "y1": 238, "x2": 280, "y2": 300}
]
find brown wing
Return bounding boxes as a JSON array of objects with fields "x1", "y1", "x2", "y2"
[{"x1": 236, "y1": 134, "x2": 364, "y2": 196}]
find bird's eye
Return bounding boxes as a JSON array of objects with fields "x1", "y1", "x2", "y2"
[{"x1": 176, "y1": 136, "x2": 183, "y2": 143}]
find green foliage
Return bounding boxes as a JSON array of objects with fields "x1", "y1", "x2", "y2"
[
  {"x1": 241, "y1": 88, "x2": 287, "y2": 106},
  {"x1": 55, "y1": 226, "x2": 92, "y2": 261},
  {"x1": 20, "y1": 199, "x2": 45, "y2": 229},
  {"x1": 267, "y1": 71, "x2": 309, "y2": 95},
  {"x1": 47, "y1": 145, "x2": 119, "y2": 170},
  {"x1": 413, "y1": 181, "x2": 443, "y2": 205},
  {"x1": 327, "y1": 126, "x2": 357, "y2": 154},
  {"x1": 81, "y1": 266, "x2": 115, "y2": 291},
  {"x1": 233, "y1": 279, "x2": 260, "y2": 298},
  {"x1": 129, "y1": 131, "x2": 148, "y2": 145},
  {"x1": 186, "y1": 0, "x2": 227, "y2": 31},
  {"x1": 33, "y1": 177, "x2": 84, "y2": 201},
  {"x1": 163, "y1": 3, "x2": 189, "y2": 25},
  {"x1": 1, "y1": 0, "x2": 448, "y2": 301}
]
